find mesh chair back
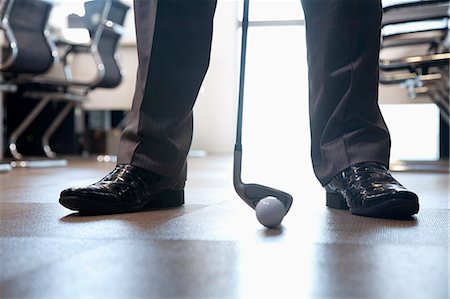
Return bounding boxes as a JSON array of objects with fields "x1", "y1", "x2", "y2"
[
  {"x1": 1, "y1": 0, "x2": 54, "y2": 75},
  {"x1": 84, "y1": 0, "x2": 128, "y2": 37},
  {"x1": 84, "y1": 0, "x2": 129, "y2": 89}
]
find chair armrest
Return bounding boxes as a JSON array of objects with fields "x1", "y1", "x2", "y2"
[
  {"x1": 0, "y1": 23, "x2": 19, "y2": 71},
  {"x1": 102, "y1": 20, "x2": 126, "y2": 36},
  {"x1": 380, "y1": 52, "x2": 450, "y2": 71}
]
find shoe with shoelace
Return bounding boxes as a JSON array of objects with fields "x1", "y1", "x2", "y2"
[
  {"x1": 325, "y1": 161, "x2": 419, "y2": 218},
  {"x1": 59, "y1": 164, "x2": 184, "y2": 214}
]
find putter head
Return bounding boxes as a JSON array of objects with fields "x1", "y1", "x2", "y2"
[{"x1": 233, "y1": 149, "x2": 293, "y2": 212}]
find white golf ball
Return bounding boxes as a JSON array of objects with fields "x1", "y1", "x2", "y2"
[{"x1": 255, "y1": 196, "x2": 286, "y2": 228}]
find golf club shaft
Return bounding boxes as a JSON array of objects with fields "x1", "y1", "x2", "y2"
[{"x1": 235, "y1": 0, "x2": 249, "y2": 149}]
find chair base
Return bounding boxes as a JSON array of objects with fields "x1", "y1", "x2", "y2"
[
  {"x1": 390, "y1": 159, "x2": 449, "y2": 173},
  {"x1": 10, "y1": 158, "x2": 68, "y2": 168},
  {"x1": 0, "y1": 163, "x2": 12, "y2": 173}
]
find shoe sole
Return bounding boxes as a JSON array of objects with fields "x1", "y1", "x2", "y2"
[
  {"x1": 59, "y1": 189, "x2": 184, "y2": 214},
  {"x1": 326, "y1": 192, "x2": 419, "y2": 218}
]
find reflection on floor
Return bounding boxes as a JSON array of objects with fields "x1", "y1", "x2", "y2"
[{"x1": 0, "y1": 155, "x2": 448, "y2": 298}]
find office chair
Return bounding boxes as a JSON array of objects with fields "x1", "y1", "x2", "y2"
[
  {"x1": 379, "y1": 0, "x2": 449, "y2": 171},
  {"x1": 2, "y1": 0, "x2": 129, "y2": 167},
  {"x1": 0, "y1": 0, "x2": 59, "y2": 168},
  {"x1": 53, "y1": 0, "x2": 129, "y2": 89}
]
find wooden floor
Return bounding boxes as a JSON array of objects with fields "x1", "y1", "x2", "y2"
[{"x1": 0, "y1": 155, "x2": 448, "y2": 299}]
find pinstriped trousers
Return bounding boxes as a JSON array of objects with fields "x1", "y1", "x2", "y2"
[{"x1": 117, "y1": 0, "x2": 391, "y2": 186}]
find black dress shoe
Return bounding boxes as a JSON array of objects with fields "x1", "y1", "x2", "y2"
[
  {"x1": 324, "y1": 162, "x2": 419, "y2": 218},
  {"x1": 59, "y1": 164, "x2": 184, "y2": 214}
]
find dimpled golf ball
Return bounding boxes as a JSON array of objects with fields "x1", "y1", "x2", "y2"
[{"x1": 255, "y1": 196, "x2": 286, "y2": 228}]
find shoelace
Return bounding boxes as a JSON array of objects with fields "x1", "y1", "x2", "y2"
[
  {"x1": 345, "y1": 163, "x2": 396, "y2": 194},
  {"x1": 102, "y1": 165, "x2": 127, "y2": 182},
  {"x1": 99, "y1": 165, "x2": 134, "y2": 184},
  {"x1": 99, "y1": 164, "x2": 159, "y2": 187}
]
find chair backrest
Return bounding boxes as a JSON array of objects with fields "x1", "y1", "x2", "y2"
[
  {"x1": 0, "y1": 0, "x2": 55, "y2": 76},
  {"x1": 83, "y1": 0, "x2": 129, "y2": 89},
  {"x1": 383, "y1": 0, "x2": 449, "y2": 14},
  {"x1": 84, "y1": 0, "x2": 129, "y2": 37}
]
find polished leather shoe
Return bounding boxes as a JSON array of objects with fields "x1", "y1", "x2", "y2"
[
  {"x1": 59, "y1": 164, "x2": 184, "y2": 214},
  {"x1": 325, "y1": 162, "x2": 419, "y2": 218}
]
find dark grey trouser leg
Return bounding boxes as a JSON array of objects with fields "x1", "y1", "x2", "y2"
[
  {"x1": 118, "y1": 0, "x2": 217, "y2": 180},
  {"x1": 301, "y1": 0, "x2": 391, "y2": 186}
]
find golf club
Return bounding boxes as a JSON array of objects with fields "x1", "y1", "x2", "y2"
[{"x1": 233, "y1": 0, "x2": 293, "y2": 213}]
